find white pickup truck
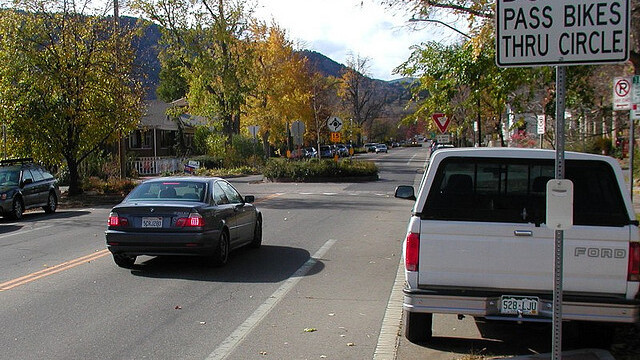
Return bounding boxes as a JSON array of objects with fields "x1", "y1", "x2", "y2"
[{"x1": 395, "y1": 148, "x2": 640, "y2": 343}]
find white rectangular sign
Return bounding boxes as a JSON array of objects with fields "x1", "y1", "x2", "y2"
[
  {"x1": 436, "y1": 134, "x2": 451, "y2": 144},
  {"x1": 537, "y1": 115, "x2": 546, "y2": 134},
  {"x1": 496, "y1": 0, "x2": 629, "y2": 67},
  {"x1": 613, "y1": 76, "x2": 632, "y2": 110}
]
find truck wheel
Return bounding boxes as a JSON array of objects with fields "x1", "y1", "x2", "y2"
[{"x1": 404, "y1": 310, "x2": 433, "y2": 343}]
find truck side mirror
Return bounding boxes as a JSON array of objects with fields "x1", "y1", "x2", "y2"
[{"x1": 395, "y1": 185, "x2": 416, "y2": 201}]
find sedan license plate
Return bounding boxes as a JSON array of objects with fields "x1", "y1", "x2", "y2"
[
  {"x1": 500, "y1": 296, "x2": 539, "y2": 316},
  {"x1": 142, "y1": 217, "x2": 163, "y2": 228}
]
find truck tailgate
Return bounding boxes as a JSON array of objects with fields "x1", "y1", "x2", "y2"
[{"x1": 418, "y1": 220, "x2": 631, "y2": 295}]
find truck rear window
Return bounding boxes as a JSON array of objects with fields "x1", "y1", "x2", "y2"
[{"x1": 421, "y1": 157, "x2": 629, "y2": 226}]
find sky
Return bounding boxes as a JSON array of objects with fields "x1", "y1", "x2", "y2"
[{"x1": 253, "y1": 0, "x2": 462, "y2": 81}]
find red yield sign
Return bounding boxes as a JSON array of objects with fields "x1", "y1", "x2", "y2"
[{"x1": 432, "y1": 113, "x2": 450, "y2": 133}]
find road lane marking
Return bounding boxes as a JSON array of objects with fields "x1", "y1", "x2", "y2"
[
  {"x1": 205, "y1": 238, "x2": 338, "y2": 360},
  {"x1": 407, "y1": 153, "x2": 418, "y2": 165},
  {"x1": 0, "y1": 249, "x2": 110, "y2": 291},
  {"x1": 0, "y1": 225, "x2": 54, "y2": 240}
]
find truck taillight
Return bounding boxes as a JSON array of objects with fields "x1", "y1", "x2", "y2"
[
  {"x1": 176, "y1": 213, "x2": 204, "y2": 227},
  {"x1": 108, "y1": 212, "x2": 128, "y2": 227},
  {"x1": 629, "y1": 242, "x2": 640, "y2": 281},
  {"x1": 405, "y1": 232, "x2": 420, "y2": 272}
]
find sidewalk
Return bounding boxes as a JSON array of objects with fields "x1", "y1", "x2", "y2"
[{"x1": 501, "y1": 348, "x2": 615, "y2": 360}]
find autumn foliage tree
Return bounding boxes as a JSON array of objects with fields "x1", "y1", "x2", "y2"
[
  {"x1": 132, "y1": 0, "x2": 254, "y2": 150},
  {"x1": 0, "y1": 2, "x2": 144, "y2": 195},
  {"x1": 244, "y1": 21, "x2": 312, "y2": 156}
]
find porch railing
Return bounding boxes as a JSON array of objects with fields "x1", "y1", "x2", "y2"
[{"x1": 129, "y1": 157, "x2": 187, "y2": 176}]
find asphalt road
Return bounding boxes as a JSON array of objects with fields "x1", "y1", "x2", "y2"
[
  {"x1": 3, "y1": 146, "x2": 624, "y2": 360},
  {"x1": 0, "y1": 147, "x2": 425, "y2": 360}
]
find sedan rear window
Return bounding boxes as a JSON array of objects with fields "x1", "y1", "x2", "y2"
[{"x1": 127, "y1": 181, "x2": 206, "y2": 202}]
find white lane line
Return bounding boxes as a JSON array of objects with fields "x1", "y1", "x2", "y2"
[
  {"x1": 407, "y1": 153, "x2": 420, "y2": 165},
  {"x1": 0, "y1": 225, "x2": 54, "y2": 240},
  {"x1": 373, "y1": 259, "x2": 405, "y2": 360},
  {"x1": 205, "y1": 238, "x2": 338, "y2": 360}
]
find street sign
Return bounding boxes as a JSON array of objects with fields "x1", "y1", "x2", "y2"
[
  {"x1": 291, "y1": 121, "x2": 305, "y2": 146},
  {"x1": 248, "y1": 125, "x2": 260, "y2": 138},
  {"x1": 614, "y1": 76, "x2": 632, "y2": 110},
  {"x1": 632, "y1": 104, "x2": 640, "y2": 120},
  {"x1": 432, "y1": 113, "x2": 450, "y2": 133},
  {"x1": 327, "y1": 116, "x2": 343, "y2": 132},
  {"x1": 633, "y1": 75, "x2": 640, "y2": 104},
  {"x1": 330, "y1": 132, "x2": 341, "y2": 143},
  {"x1": 436, "y1": 134, "x2": 450, "y2": 144},
  {"x1": 496, "y1": 0, "x2": 630, "y2": 67},
  {"x1": 537, "y1": 115, "x2": 546, "y2": 135}
]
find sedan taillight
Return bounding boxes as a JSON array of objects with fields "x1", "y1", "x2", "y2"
[
  {"x1": 108, "y1": 212, "x2": 129, "y2": 227},
  {"x1": 176, "y1": 213, "x2": 204, "y2": 227}
]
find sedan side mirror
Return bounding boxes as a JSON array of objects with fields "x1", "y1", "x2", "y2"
[
  {"x1": 394, "y1": 185, "x2": 415, "y2": 201},
  {"x1": 21, "y1": 178, "x2": 33, "y2": 187},
  {"x1": 244, "y1": 195, "x2": 255, "y2": 203}
]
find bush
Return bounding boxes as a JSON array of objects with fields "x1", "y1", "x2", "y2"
[
  {"x1": 82, "y1": 176, "x2": 137, "y2": 194},
  {"x1": 263, "y1": 158, "x2": 378, "y2": 182}
]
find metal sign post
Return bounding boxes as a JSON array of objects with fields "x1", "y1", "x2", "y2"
[{"x1": 552, "y1": 66, "x2": 567, "y2": 360}]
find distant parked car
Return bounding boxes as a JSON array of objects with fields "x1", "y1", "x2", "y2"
[
  {"x1": 105, "y1": 177, "x2": 262, "y2": 268},
  {"x1": 336, "y1": 144, "x2": 349, "y2": 157},
  {"x1": 290, "y1": 148, "x2": 307, "y2": 159},
  {"x1": 0, "y1": 158, "x2": 60, "y2": 220},
  {"x1": 364, "y1": 143, "x2": 377, "y2": 152},
  {"x1": 305, "y1": 147, "x2": 318, "y2": 158},
  {"x1": 319, "y1": 145, "x2": 334, "y2": 158},
  {"x1": 375, "y1": 144, "x2": 388, "y2": 153}
]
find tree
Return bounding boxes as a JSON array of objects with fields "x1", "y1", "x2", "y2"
[
  {"x1": 338, "y1": 54, "x2": 386, "y2": 145},
  {"x1": 0, "y1": 3, "x2": 144, "y2": 195},
  {"x1": 244, "y1": 21, "x2": 312, "y2": 156},
  {"x1": 132, "y1": 0, "x2": 255, "y2": 148},
  {"x1": 395, "y1": 37, "x2": 535, "y2": 146},
  {"x1": 309, "y1": 72, "x2": 340, "y2": 153}
]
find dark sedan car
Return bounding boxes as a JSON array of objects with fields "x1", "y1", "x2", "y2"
[{"x1": 105, "y1": 177, "x2": 262, "y2": 268}]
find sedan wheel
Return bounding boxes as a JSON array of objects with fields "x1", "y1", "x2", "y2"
[
  {"x1": 113, "y1": 254, "x2": 137, "y2": 269},
  {"x1": 11, "y1": 198, "x2": 24, "y2": 220},
  {"x1": 43, "y1": 192, "x2": 57, "y2": 214},
  {"x1": 250, "y1": 217, "x2": 262, "y2": 249},
  {"x1": 210, "y1": 231, "x2": 230, "y2": 267}
]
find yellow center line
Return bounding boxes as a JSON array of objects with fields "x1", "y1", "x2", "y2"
[
  {"x1": 0, "y1": 249, "x2": 110, "y2": 291},
  {"x1": 1, "y1": 192, "x2": 284, "y2": 292},
  {"x1": 254, "y1": 193, "x2": 284, "y2": 203}
]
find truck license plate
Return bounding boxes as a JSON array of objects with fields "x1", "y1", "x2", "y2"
[
  {"x1": 142, "y1": 217, "x2": 163, "y2": 228},
  {"x1": 500, "y1": 296, "x2": 539, "y2": 315}
]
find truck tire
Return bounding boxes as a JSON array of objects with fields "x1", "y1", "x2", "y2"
[{"x1": 404, "y1": 310, "x2": 433, "y2": 343}]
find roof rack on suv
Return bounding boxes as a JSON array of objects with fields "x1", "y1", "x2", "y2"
[{"x1": 0, "y1": 158, "x2": 33, "y2": 166}]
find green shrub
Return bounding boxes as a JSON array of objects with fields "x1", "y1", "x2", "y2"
[
  {"x1": 194, "y1": 166, "x2": 260, "y2": 177},
  {"x1": 82, "y1": 176, "x2": 137, "y2": 194},
  {"x1": 263, "y1": 158, "x2": 378, "y2": 181}
]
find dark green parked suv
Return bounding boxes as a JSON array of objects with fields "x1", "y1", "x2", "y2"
[{"x1": 0, "y1": 158, "x2": 60, "y2": 220}]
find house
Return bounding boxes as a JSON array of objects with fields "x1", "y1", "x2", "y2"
[{"x1": 126, "y1": 99, "x2": 207, "y2": 175}]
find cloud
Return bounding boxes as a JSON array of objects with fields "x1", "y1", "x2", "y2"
[{"x1": 254, "y1": 0, "x2": 441, "y2": 81}]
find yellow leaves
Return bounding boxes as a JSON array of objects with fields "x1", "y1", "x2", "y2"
[{"x1": 242, "y1": 22, "x2": 312, "y2": 140}]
